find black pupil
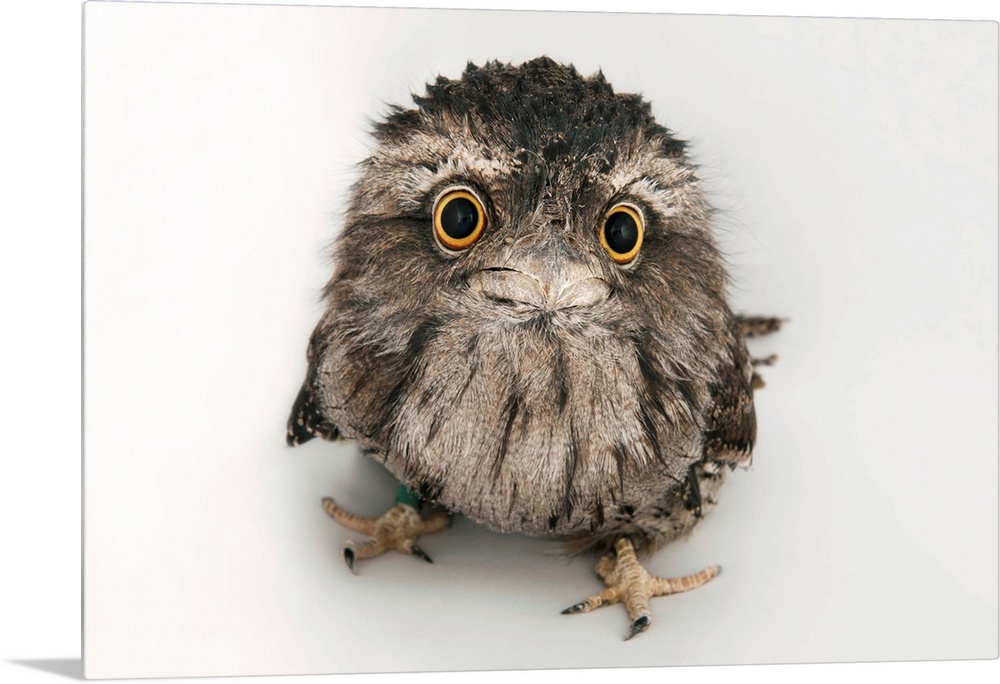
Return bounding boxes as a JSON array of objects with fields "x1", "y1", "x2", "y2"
[
  {"x1": 440, "y1": 196, "x2": 479, "y2": 240},
  {"x1": 604, "y1": 211, "x2": 638, "y2": 254}
]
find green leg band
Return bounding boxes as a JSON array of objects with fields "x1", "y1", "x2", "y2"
[{"x1": 395, "y1": 483, "x2": 422, "y2": 512}]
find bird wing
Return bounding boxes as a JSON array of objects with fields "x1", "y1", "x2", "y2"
[
  {"x1": 286, "y1": 328, "x2": 341, "y2": 446},
  {"x1": 701, "y1": 317, "x2": 757, "y2": 469},
  {"x1": 680, "y1": 319, "x2": 756, "y2": 518}
]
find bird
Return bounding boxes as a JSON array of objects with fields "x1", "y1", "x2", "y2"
[{"x1": 287, "y1": 57, "x2": 781, "y2": 640}]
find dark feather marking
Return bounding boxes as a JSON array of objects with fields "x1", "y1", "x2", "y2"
[
  {"x1": 563, "y1": 419, "x2": 580, "y2": 521},
  {"x1": 552, "y1": 340, "x2": 570, "y2": 414},
  {"x1": 633, "y1": 336, "x2": 674, "y2": 427},
  {"x1": 666, "y1": 358, "x2": 700, "y2": 416},
  {"x1": 508, "y1": 481, "x2": 518, "y2": 517},
  {"x1": 407, "y1": 318, "x2": 444, "y2": 359},
  {"x1": 548, "y1": 511, "x2": 559, "y2": 530},
  {"x1": 638, "y1": 403, "x2": 682, "y2": 484},
  {"x1": 418, "y1": 386, "x2": 434, "y2": 408},
  {"x1": 449, "y1": 335, "x2": 481, "y2": 410},
  {"x1": 380, "y1": 317, "x2": 447, "y2": 438},
  {"x1": 417, "y1": 377, "x2": 441, "y2": 409},
  {"x1": 525, "y1": 311, "x2": 552, "y2": 335},
  {"x1": 637, "y1": 402, "x2": 663, "y2": 466},
  {"x1": 346, "y1": 364, "x2": 373, "y2": 401},
  {"x1": 417, "y1": 475, "x2": 444, "y2": 503},
  {"x1": 426, "y1": 408, "x2": 447, "y2": 444},
  {"x1": 631, "y1": 331, "x2": 702, "y2": 430},
  {"x1": 683, "y1": 465, "x2": 703, "y2": 518},
  {"x1": 490, "y1": 388, "x2": 522, "y2": 479},
  {"x1": 611, "y1": 440, "x2": 627, "y2": 497},
  {"x1": 286, "y1": 363, "x2": 341, "y2": 446},
  {"x1": 452, "y1": 362, "x2": 479, "y2": 411},
  {"x1": 519, "y1": 405, "x2": 533, "y2": 440}
]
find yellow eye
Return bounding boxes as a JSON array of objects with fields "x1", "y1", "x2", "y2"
[
  {"x1": 599, "y1": 204, "x2": 644, "y2": 264},
  {"x1": 433, "y1": 188, "x2": 486, "y2": 252}
]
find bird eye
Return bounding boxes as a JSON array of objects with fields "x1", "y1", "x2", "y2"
[
  {"x1": 600, "y1": 204, "x2": 644, "y2": 264},
  {"x1": 433, "y1": 187, "x2": 486, "y2": 252}
]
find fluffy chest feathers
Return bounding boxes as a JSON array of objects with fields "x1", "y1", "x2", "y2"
[{"x1": 314, "y1": 240, "x2": 736, "y2": 538}]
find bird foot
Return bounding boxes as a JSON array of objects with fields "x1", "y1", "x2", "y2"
[
  {"x1": 321, "y1": 497, "x2": 450, "y2": 573},
  {"x1": 561, "y1": 538, "x2": 720, "y2": 640}
]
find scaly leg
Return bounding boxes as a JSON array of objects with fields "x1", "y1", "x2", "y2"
[
  {"x1": 562, "y1": 538, "x2": 720, "y2": 640},
  {"x1": 322, "y1": 486, "x2": 450, "y2": 574}
]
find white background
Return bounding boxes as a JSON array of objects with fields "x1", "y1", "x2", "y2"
[{"x1": 2, "y1": 1, "x2": 998, "y2": 684}]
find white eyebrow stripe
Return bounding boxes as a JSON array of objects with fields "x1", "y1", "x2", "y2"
[
  {"x1": 376, "y1": 132, "x2": 518, "y2": 213},
  {"x1": 596, "y1": 135, "x2": 704, "y2": 224},
  {"x1": 620, "y1": 177, "x2": 679, "y2": 217}
]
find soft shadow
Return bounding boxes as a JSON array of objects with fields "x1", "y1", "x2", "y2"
[{"x1": 10, "y1": 659, "x2": 84, "y2": 680}]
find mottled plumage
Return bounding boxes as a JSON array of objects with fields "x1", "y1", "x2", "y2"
[{"x1": 288, "y1": 57, "x2": 778, "y2": 638}]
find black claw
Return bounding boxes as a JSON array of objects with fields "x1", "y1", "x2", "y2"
[
  {"x1": 561, "y1": 602, "x2": 587, "y2": 615},
  {"x1": 624, "y1": 615, "x2": 650, "y2": 641},
  {"x1": 342, "y1": 546, "x2": 356, "y2": 573},
  {"x1": 411, "y1": 545, "x2": 433, "y2": 563}
]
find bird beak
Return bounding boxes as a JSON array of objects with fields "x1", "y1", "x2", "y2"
[{"x1": 469, "y1": 235, "x2": 610, "y2": 311}]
